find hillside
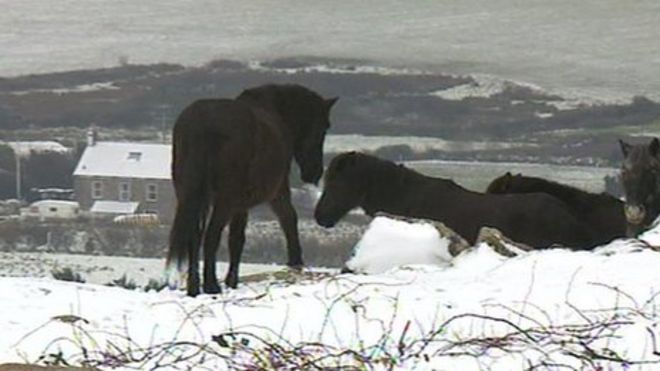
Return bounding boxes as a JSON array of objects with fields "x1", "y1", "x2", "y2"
[{"x1": 1, "y1": 58, "x2": 659, "y2": 166}]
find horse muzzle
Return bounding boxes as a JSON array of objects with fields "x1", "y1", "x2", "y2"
[
  {"x1": 314, "y1": 212, "x2": 337, "y2": 228},
  {"x1": 624, "y1": 204, "x2": 646, "y2": 225},
  {"x1": 314, "y1": 203, "x2": 338, "y2": 228},
  {"x1": 301, "y1": 173, "x2": 321, "y2": 186}
]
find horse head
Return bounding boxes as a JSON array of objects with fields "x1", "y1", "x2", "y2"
[
  {"x1": 619, "y1": 138, "x2": 660, "y2": 236},
  {"x1": 293, "y1": 95, "x2": 337, "y2": 185},
  {"x1": 315, "y1": 152, "x2": 368, "y2": 227},
  {"x1": 238, "y1": 84, "x2": 337, "y2": 185}
]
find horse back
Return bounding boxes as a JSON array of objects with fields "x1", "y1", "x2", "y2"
[
  {"x1": 486, "y1": 175, "x2": 626, "y2": 243},
  {"x1": 172, "y1": 99, "x2": 291, "y2": 206},
  {"x1": 477, "y1": 192, "x2": 595, "y2": 249}
]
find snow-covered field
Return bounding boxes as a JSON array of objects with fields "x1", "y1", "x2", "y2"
[
  {"x1": 0, "y1": 252, "x2": 281, "y2": 287},
  {"x1": 325, "y1": 134, "x2": 532, "y2": 154},
  {"x1": 3, "y1": 217, "x2": 660, "y2": 369}
]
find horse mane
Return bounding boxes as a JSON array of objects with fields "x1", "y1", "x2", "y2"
[
  {"x1": 500, "y1": 174, "x2": 621, "y2": 207},
  {"x1": 237, "y1": 84, "x2": 324, "y2": 105},
  {"x1": 328, "y1": 152, "x2": 464, "y2": 192}
]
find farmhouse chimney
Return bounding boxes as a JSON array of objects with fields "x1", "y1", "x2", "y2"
[{"x1": 87, "y1": 125, "x2": 98, "y2": 147}]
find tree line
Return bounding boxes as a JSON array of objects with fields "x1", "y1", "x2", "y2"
[{"x1": 0, "y1": 144, "x2": 78, "y2": 201}]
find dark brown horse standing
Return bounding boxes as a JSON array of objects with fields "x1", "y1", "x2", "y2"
[
  {"x1": 315, "y1": 152, "x2": 594, "y2": 248},
  {"x1": 619, "y1": 138, "x2": 660, "y2": 237},
  {"x1": 486, "y1": 173, "x2": 626, "y2": 246},
  {"x1": 168, "y1": 84, "x2": 337, "y2": 296}
]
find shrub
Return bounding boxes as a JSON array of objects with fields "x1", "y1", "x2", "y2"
[
  {"x1": 107, "y1": 274, "x2": 137, "y2": 290},
  {"x1": 143, "y1": 278, "x2": 168, "y2": 292},
  {"x1": 51, "y1": 267, "x2": 85, "y2": 283}
]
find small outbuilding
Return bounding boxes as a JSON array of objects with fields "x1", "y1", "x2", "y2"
[{"x1": 22, "y1": 200, "x2": 80, "y2": 220}]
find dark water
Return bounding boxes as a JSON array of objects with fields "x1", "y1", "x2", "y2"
[{"x1": 2, "y1": 0, "x2": 659, "y2": 101}]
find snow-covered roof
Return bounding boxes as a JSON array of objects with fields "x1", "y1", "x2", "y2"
[
  {"x1": 73, "y1": 142, "x2": 171, "y2": 180},
  {"x1": 90, "y1": 200, "x2": 139, "y2": 214},
  {"x1": 30, "y1": 200, "x2": 79, "y2": 208},
  {"x1": 5, "y1": 141, "x2": 71, "y2": 157}
]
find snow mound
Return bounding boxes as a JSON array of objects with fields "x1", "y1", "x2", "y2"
[
  {"x1": 345, "y1": 216, "x2": 453, "y2": 274},
  {"x1": 638, "y1": 217, "x2": 660, "y2": 246}
]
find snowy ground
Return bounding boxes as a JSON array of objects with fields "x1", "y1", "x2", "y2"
[
  {"x1": 2, "y1": 219, "x2": 660, "y2": 369},
  {"x1": 0, "y1": 252, "x2": 283, "y2": 287}
]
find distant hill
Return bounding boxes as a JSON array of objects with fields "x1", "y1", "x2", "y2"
[{"x1": 1, "y1": 57, "x2": 659, "y2": 165}]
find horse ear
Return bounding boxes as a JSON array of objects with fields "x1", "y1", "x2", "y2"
[
  {"x1": 619, "y1": 139, "x2": 632, "y2": 157},
  {"x1": 345, "y1": 152, "x2": 358, "y2": 166},
  {"x1": 651, "y1": 138, "x2": 660, "y2": 157},
  {"x1": 325, "y1": 97, "x2": 339, "y2": 111},
  {"x1": 501, "y1": 173, "x2": 513, "y2": 187},
  {"x1": 335, "y1": 152, "x2": 357, "y2": 172}
]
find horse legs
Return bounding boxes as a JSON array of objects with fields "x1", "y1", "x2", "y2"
[
  {"x1": 186, "y1": 224, "x2": 202, "y2": 297},
  {"x1": 225, "y1": 211, "x2": 248, "y2": 289},
  {"x1": 202, "y1": 205, "x2": 230, "y2": 294},
  {"x1": 270, "y1": 192, "x2": 304, "y2": 268}
]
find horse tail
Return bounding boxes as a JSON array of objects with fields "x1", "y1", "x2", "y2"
[{"x1": 166, "y1": 125, "x2": 211, "y2": 275}]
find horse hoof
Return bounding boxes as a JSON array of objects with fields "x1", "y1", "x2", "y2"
[
  {"x1": 225, "y1": 276, "x2": 238, "y2": 289},
  {"x1": 203, "y1": 282, "x2": 222, "y2": 294},
  {"x1": 187, "y1": 287, "x2": 200, "y2": 297},
  {"x1": 287, "y1": 263, "x2": 304, "y2": 272}
]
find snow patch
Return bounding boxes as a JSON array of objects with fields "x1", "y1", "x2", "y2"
[
  {"x1": 431, "y1": 74, "x2": 514, "y2": 100},
  {"x1": 431, "y1": 74, "x2": 642, "y2": 110},
  {"x1": 325, "y1": 134, "x2": 533, "y2": 154},
  {"x1": 10, "y1": 82, "x2": 119, "y2": 96},
  {"x1": 345, "y1": 216, "x2": 452, "y2": 274},
  {"x1": 638, "y1": 217, "x2": 660, "y2": 246},
  {"x1": 534, "y1": 111, "x2": 554, "y2": 119},
  {"x1": 4, "y1": 141, "x2": 71, "y2": 157},
  {"x1": 247, "y1": 60, "x2": 430, "y2": 76}
]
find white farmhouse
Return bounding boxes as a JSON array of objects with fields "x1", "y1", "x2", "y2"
[{"x1": 73, "y1": 133, "x2": 174, "y2": 223}]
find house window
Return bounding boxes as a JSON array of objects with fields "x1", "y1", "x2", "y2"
[
  {"x1": 127, "y1": 151, "x2": 142, "y2": 161},
  {"x1": 119, "y1": 182, "x2": 131, "y2": 201},
  {"x1": 145, "y1": 183, "x2": 158, "y2": 202},
  {"x1": 92, "y1": 181, "x2": 103, "y2": 199}
]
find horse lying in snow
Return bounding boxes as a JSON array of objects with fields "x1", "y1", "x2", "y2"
[
  {"x1": 486, "y1": 172, "x2": 626, "y2": 246},
  {"x1": 314, "y1": 152, "x2": 596, "y2": 249}
]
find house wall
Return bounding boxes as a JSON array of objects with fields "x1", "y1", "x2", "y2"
[{"x1": 74, "y1": 176, "x2": 175, "y2": 224}]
